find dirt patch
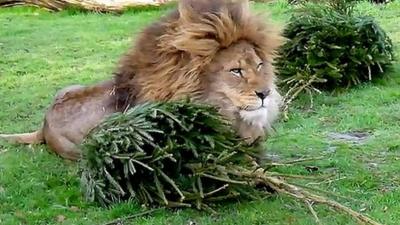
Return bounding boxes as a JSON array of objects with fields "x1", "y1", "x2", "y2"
[{"x1": 327, "y1": 131, "x2": 372, "y2": 144}]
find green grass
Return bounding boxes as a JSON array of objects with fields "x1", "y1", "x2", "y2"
[{"x1": 0, "y1": 1, "x2": 399, "y2": 224}]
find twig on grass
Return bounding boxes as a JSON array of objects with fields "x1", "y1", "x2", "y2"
[
  {"x1": 306, "y1": 176, "x2": 348, "y2": 186},
  {"x1": 229, "y1": 168, "x2": 382, "y2": 225},
  {"x1": 204, "y1": 184, "x2": 229, "y2": 197},
  {"x1": 282, "y1": 75, "x2": 318, "y2": 120},
  {"x1": 282, "y1": 156, "x2": 325, "y2": 164},
  {"x1": 295, "y1": 182, "x2": 365, "y2": 204},
  {"x1": 101, "y1": 207, "x2": 164, "y2": 225},
  {"x1": 266, "y1": 172, "x2": 335, "y2": 180},
  {"x1": 305, "y1": 200, "x2": 322, "y2": 225}
]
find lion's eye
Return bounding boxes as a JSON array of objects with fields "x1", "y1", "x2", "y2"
[
  {"x1": 257, "y1": 62, "x2": 263, "y2": 71},
  {"x1": 230, "y1": 68, "x2": 243, "y2": 77}
]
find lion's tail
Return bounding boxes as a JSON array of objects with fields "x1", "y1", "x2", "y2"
[{"x1": 0, "y1": 130, "x2": 44, "y2": 144}]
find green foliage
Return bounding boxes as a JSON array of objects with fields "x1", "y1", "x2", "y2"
[
  {"x1": 80, "y1": 101, "x2": 262, "y2": 208},
  {"x1": 276, "y1": 1, "x2": 394, "y2": 92}
]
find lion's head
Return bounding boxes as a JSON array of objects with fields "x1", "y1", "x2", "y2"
[{"x1": 115, "y1": 0, "x2": 283, "y2": 143}]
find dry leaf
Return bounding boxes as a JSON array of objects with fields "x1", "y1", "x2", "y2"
[{"x1": 56, "y1": 215, "x2": 66, "y2": 223}]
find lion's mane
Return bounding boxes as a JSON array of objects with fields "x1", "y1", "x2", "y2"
[{"x1": 114, "y1": 0, "x2": 282, "y2": 109}]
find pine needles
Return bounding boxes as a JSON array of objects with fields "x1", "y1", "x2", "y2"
[
  {"x1": 275, "y1": 0, "x2": 394, "y2": 118},
  {"x1": 80, "y1": 101, "x2": 259, "y2": 208},
  {"x1": 80, "y1": 101, "x2": 382, "y2": 224}
]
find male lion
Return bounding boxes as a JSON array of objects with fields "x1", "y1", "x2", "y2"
[{"x1": 0, "y1": 0, "x2": 282, "y2": 160}]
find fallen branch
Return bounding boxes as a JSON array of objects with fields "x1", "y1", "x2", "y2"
[
  {"x1": 0, "y1": 0, "x2": 174, "y2": 13},
  {"x1": 305, "y1": 200, "x2": 322, "y2": 225},
  {"x1": 231, "y1": 168, "x2": 382, "y2": 225},
  {"x1": 282, "y1": 75, "x2": 318, "y2": 120},
  {"x1": 101, "y1": 207, "x2": 164, "y2": 225}
]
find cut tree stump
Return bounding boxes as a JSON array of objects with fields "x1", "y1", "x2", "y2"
[{"x1": 0, "y1": 0, "x2": 174, "y2": 13}]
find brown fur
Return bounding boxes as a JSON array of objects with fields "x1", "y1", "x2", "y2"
[
  {"x1": 115, "y1": 0, "x2": 281, "y2": 105},
  {"x1": 0, "y1": 0, "x2": 282, "y2": 160}
]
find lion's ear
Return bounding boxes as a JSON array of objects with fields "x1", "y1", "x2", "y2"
[
  {"x1": 238, "y1": 0, "x2": 250, "y2": 17},
  {"x1": 178, "y1": 0, "x2": 197, "y2": 23},
  {"x1": 178, "y1": 0, "x2": 228, "y2": 23},
  {"x1": 235, "y1": 0, "x2": 249, "y2": 12},
  {"x1": 178, "y1": 0, "x2": 249, "y2": 23},
  {"x1": 229, "y1": 0, "x2": 250, "y2": 22},
  {"x1": 178, "y1": 0, "x2": 250, "y2": 19}
]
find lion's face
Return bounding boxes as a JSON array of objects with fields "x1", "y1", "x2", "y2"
[
  {"x1": 203, "y1": 41, "x2": 282, "y2": 143},
  {"x1": 205, "y1": 41, "x2": 274, "y2": 110}
]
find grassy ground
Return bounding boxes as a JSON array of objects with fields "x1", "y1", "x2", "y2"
[{"x1": 0, "y1": 1, "x2": 399, "y2": 224}]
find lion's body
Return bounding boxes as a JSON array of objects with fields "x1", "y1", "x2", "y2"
[
  {"x1": 0, "y1": 81, "x2": 116, "y2": 160},
  {"x1": 0, "y1": 0, "x2": 283, "y2": 160},
  {"x1": 42, "y1": 80, "x2": 117, "y2": 159}
]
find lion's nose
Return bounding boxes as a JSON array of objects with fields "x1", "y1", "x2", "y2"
[{"x1": 255, "y1": 90, "x2": 271, "y2": 100}]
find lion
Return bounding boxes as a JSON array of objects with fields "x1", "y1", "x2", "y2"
[{"x1": 0, "y1": 0, "x2": 282, "y2": 160}]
